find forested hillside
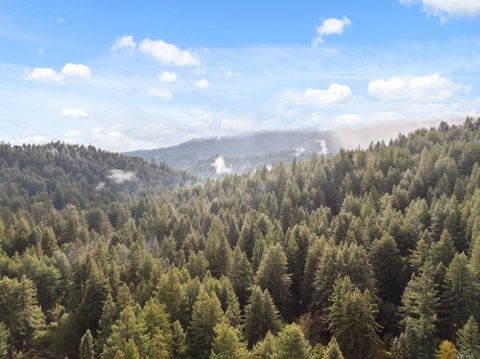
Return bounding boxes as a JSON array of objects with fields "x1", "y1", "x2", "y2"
[
  {"x1": 0, "y1": 142, "x2": 192, "y2": 211},
  {"x1": 2, "y1": 118, "x2": 480, "y2": 358}
]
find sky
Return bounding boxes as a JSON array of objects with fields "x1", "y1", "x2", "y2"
[{"x1": 0, "y1": 0, "x2": 479, "y2": 151}]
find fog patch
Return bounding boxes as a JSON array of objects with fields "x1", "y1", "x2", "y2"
[
  {"x1": 108, "y1": 169, "x2": 137, "y2": 184},
  {"x1": 316, "y1": 139, "x2": 329, "y2": 155},
  {"x1": 211, "y1": 156, "x2": 232, "y2": 175},
  {"x1": 95, "y1": 181, "x2": 106, "y2": 191},
  {"x1": 294, "y1": 147, "x2": 305, "y2": 156}
]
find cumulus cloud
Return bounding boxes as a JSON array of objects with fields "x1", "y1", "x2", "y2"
[
  {"x1": 24, "y1": 63, "x2": 91, "y2": 84},
  {"x1": 147, "y1": 88, "x2": 173, "y2": 100},
  {"x1": 24, "y1": 68, "x2": 64, "y2": 84},
  {"x1": 195, "y1": 78, "x2": 209, "y2": 88},
  {"x1": 368, "y1": 73, "x2": 466, "y2": 101},
  {"x1": 211, "y1": 156, "x2": 232, "y2": 175},
  {"x1": 314, "y1": 16, "x2": 351, "y2": 45},
  {"x1": 61, "y1": 63, "x2": 91, "y2": 78},
  {"x1": 110, "y1": 35, "x2": 136, "y2": 52},
  {"x1": 60, "y1": 108, "x2": 88, "y2": 119},
  {"x1": 108, "y1": 169, "x2": 137, "y2": 184},
  {"x1": 159, "y1": 71, "x2": 177, "y2": 82},
  {"x1": 400, "y1": 0, "x2": 480, "y2": 19},
  {"x1": 139, "y1": 38, "x2": 199, "y2": 66},
  {"x1": 303, "y1": 84, "x2": 353, "y2": 105}
]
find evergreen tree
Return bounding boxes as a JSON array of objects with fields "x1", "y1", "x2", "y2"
[
  {"x1": 441, "y1": 253, "x2": 480, "y2": 338},
  {"x1": 172, "y1": 320, "x2": 187, "y2": 359},
  {"x1": 322, "y1": 337, "x2": 344, "y2": 359},
  {"x1": 244, "y1": 286, "x2": 282, "y2": 348},
  {"x1": 396, "y1": 262, "x2": 439, "y2": 359},
  {"x1": 369, "y1": 234, "x2": 403, "y2": 303},
  {"x1": 0, "y1": 276, "x2": 44, "y2": 352},
  {"x1": 456, "y1": 316, "x2": 480, "y2": 359},
  {"x1": 187, "y1": 290, "x2": 224, "y2": 359},
  {"x1": 251, "y1": 331, "x2": 276, "y2": 359},
  {"x1": 79, "y1": 329, "x2": 94, "y2": 359},
  {"x1": 228, "y1": 246, "x2": 253, "y2": 306},
  {"x1": 209, "y1": 322, "x2": 248, "y2": 359},
  {"x1": 272, "y1": 323, "x2": 311, "y2": 359},
  {"x1": 256, "y1": 243, "x2": 292, "y2": 315},
  {"x1": 205, "y1": 219, "x2": 233, "y2": 278},
  {"x1": 326, "y1": 276, "x2": 380, "y2": 359}
]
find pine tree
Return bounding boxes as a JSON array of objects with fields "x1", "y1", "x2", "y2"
[
  {"x1": 456, "y1": 316, "x2": 480, "y2": 359},
  {"x1": 251, "y1": 331, "x2": 276, "y2": 358},
  {"x1": 79, "y1": 329, "x2": 94, "y2": 359},
  {"x1": 256, "y1": 243, "x2": 292, "y2": 315},
  {"x1": 441, "y1": 253, "x2": 480, "y2": 338},
  {"x1": 205, "y1": 219, "x2": 233, "y2": 278},
  {"x1": 301, "y1": 236, "x2": 327, "y2": 307},
  {"x1": 209, "y1": 322, "x2": 248, "y2": 359},
  {"x1": 172, "y1": 320, "x2": 187, "y2": 359},
  {"x1": 396, "y1": 262, "x2": 439, "y2": 359},
  {"x1": 187, "y1": 290, "x2": 224, "y2": 359},
  {"x1": 326, "y1": 276, "x2": 380, "y2": 359},
  {"x1": 0, "y1": 276, "x2": 44, "y2": 352},
  {"x1": 244, "y1": 286, "x2": 282, "y2": 348},
  {"x1": 272, "y1": 323, "x2": 311, "y2": 359},
  {"x1": 322, "y1": 337, "x2": 344, "y2": 359},
  {"x1": 228, "y1": 246, "x2": 253, "y2": 306},
  {"x1": 369, "y1": 234, "x2": 403, "y2": 303}
]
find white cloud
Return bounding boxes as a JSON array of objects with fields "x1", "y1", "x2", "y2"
[
  {"x1": 314, "y1": 16, "x2": 351, "y2": 45},
  {"x1": 211, "y1": 156, "x2": 232, "y2": 175},
  {"x1": 139, "y1": 38, "x2": 199, "y2": 66},
  {"x1": 147, "y1": 87, "x2": 173, "y2": 100},
  {"x1": 24, "y1": 68, "x2": 64, "y2": 84},
  {"x1": 110, "y1": 35, "x2": 136, "y2": 52},
  {"x1": 61, "y1": 63, "x2": 91, "y2": 78},
  {"x1": 159, "y1": 71, "x2": 177, "y2": 82},
  {"x1": 24, "y1": 63, "x2": 91, "y2": 84},
  {"x1": 195, "y1": 78, "x2": 209, "y2": 88},
  {"x1": 401, "y1": 0, "x2": 480, "y2": 19},
  {"x1": 303, "y1": 84, "x2": 353, "y2": 105},
  {"x1": 60, "y1": 108, "x2": 88, "y2": 119},
  {"x1": 368, "y1": 73, "x2": 465, "y2": 101}
]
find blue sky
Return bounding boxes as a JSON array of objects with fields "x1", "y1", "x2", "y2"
[{"x1": 0, "y1": 0, "x2": 479, "y2": 151}]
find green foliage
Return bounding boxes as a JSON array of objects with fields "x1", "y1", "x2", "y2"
[
  {"x1": 272, "y1": 323, "x2": 311, "y2": 359},
  {"x1": 209, "y1": 322, "x2": 248, "y2": 359},
  {"x1": 187, "y1": 290, "x2": 224, "y2": 359},
  {"x1": 456, "y1": 316, "x2": 480, "y2": 359},
  {"x1": 322, "y1": 337, "x2": 344, "y2": 359},
  {"x1": 326, "y1": 276, "x2": 381, "y2": 359},
  {"x1": 244, "y1": 286, "x2": 282, "y2": 348},
  {"x1": 79, "y1": 329, "x2": 94, "y2": 359},
  {"x1": 0, "y1": 323, "x2": 9, "y2": 359}
]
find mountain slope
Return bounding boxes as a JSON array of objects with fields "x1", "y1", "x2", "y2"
[{"x1": 0, "y1": 142, "x2": 191, "y2": 210}]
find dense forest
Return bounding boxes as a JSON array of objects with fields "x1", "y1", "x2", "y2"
[{"x1": 2, "y1": 118, "x2": 480, "y2": 358}]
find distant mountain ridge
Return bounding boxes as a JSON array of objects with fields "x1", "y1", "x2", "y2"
[{"x1": 126, "y1": 119, "x2": 458, "y2": 177}]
